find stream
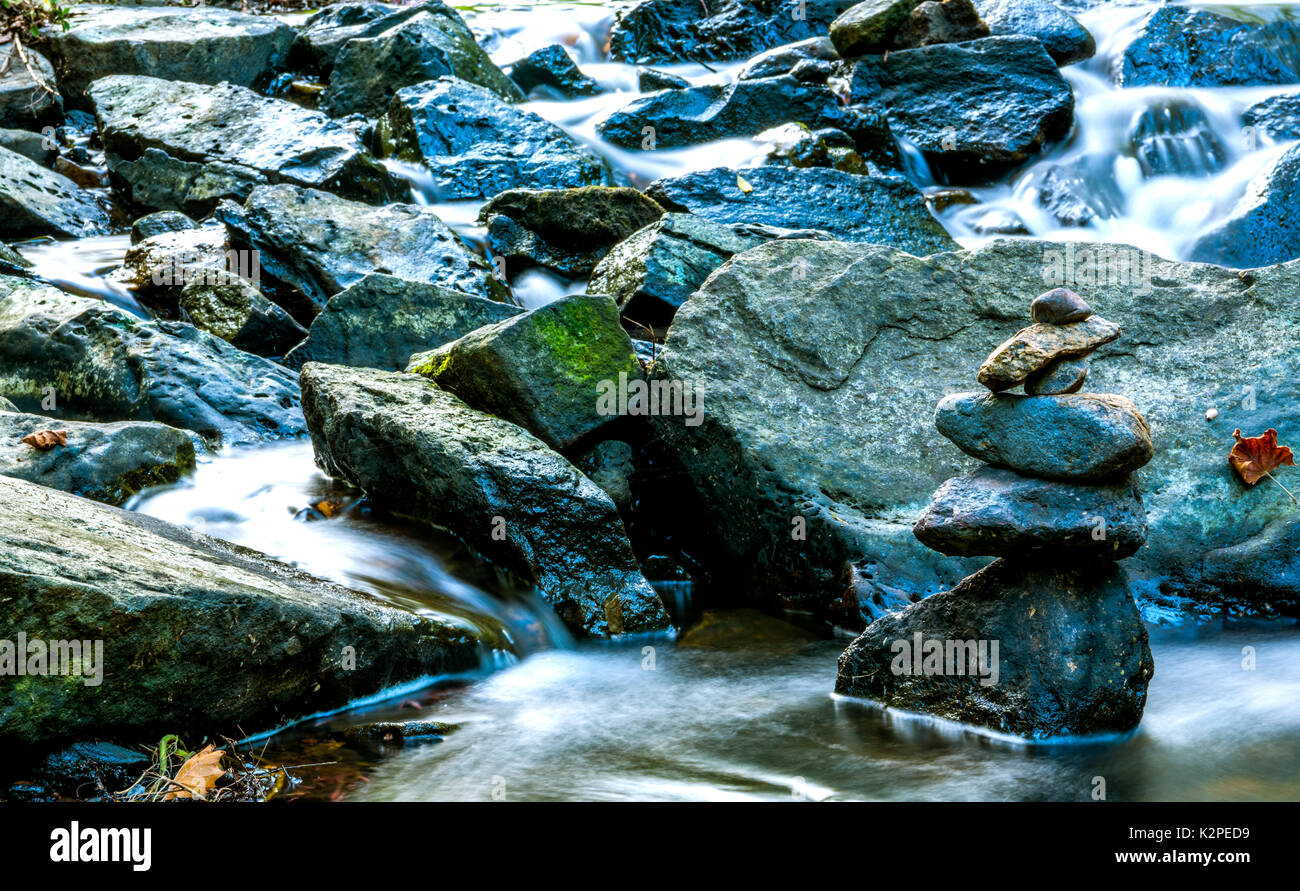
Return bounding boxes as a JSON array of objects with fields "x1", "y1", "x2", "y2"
[{"x1": 32, "y1": 0, "x2": 1300, "y2": 800}]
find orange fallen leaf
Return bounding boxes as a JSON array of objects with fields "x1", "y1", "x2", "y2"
[
  {"x1": 21, "y1": 429, "x2": 66, "y2": 450},
  {"x1": 164, "y1": 744, "x2": 226, "y2": 801},
  {"x1": 1229, "y1": 428, "x2": 1294, "y2": 485}
]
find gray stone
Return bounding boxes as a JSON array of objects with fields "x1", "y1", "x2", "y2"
[
  {"x1": 893, "y1": 0, "x2": 990, "y2": 50},
  {"x1": 130, "y1": 210, "x2": 196, "y2": 245},
  {"x1": 973, "y1": 0, "x2": 1095, "y2": 65},
  {"x1": 830, "y1": 0, "x2": 922, "y2": 56},
  {"x1": 508, "y1": 44, "x2": 599, "y2": 98},
  {"x1": 0, "y1": 44, "x2": 61, "y2": 129},
  {"x1": 578, "y1": 439, "x2": 636, "y2": 513},
  {"x1": 739, "y1": 37, "x2": 839, "y2": 80},
  {"x1": 0, "y1": 146, "x2": 110, "y2": 239},
  {"x1": 1024, "y1": 355, "x2": 1088, "y2": 395},
  {"x1": 179, "y1": 272, "x2": 307, "y2": 358},
  {"x1": 0, "y1": 128, "x2": 54, "y2": 165},
  {"x1": 1030, "y1": 286, "x2": 1092, "y2": 324},
  {"x1": 1204, "y1": 514, "x2": 1300, "y2": 616}
]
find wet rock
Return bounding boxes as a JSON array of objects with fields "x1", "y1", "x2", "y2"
[
  {"x1": 0, "y1": 146, "x2": 110, "y2": 239},
  {"x1": 299, "y1": 362, "x2": 671, "y2": 636},
  {"x1": 834, "y1": 558, "x2": 1154, "y2": 738},
  {"x1": 610, "y1": 0, "x2": 842, "y2": 64},
  {"x1": 1242, "y1": 93, "x2": 1300, "y2": 143},
  {"x1": 739, "y1": 37, "x2": 840, "y2": 79},
  {"x1": 977, "y1": 316, "x2": 1120, "y2": 391},
  {"x1": 968, "y1": 208, "x2": 1030, "y2": 235},
  {"x1": 893, "y1": 0, "x2": 990, "y2": 50},
  {"x1": 382, "y1": 77, "x2": 611, "y2": 201},
  {"x1": 644, "y1": 166, "x2": 957, "y2": 252},
  {"x1": 914, "y1": 465, "x2": 1146, "y2": 558},
  {"x1": 1129, "y1": 101, "x2": 1228, "y2": 178},
  {"x1": 320, "y1": 2, "x2": 522, "y2": 117},
  {"x1": 637, "y1": 67, "x2": 690, "y2": 91},
  {"x1": 44, "y1": 7, "x2": 294, "y2": 109},
  {"x1": 115, "y1": 225, "x2": 232, "y2": 307},
  {"x1": 217, "y1": 183, "x2": 500, "y2": 307},
  {"x1": 0, "y1": 396, "x2": 16, "y2": 412},
  {"x1": 1187, "y1": 143, "x2": 1300, "y2": 269},
  {"x1": 1024, "y1": 354, "x2": 1088, "y2": 395},
  {"x1": 758, "y1": 124, "x2": 875, "y2": 175},
  {"x1": 1030, "y1": 287, "x2": 1092, "y2": 324},
  {"x1": 936, "y1": 391, "x2": 1153, "y2": 481},
  {"x1": 973, "y1": 0, "x2": 1094, "y2": 65},
  {"x1": 0, "y1": 473, "x2": 486, "y2": 747},
  {"x1": 0, "y1": 44, "x2": 61, "y2": 129},
  {"x1": 1028, "y1": 157, "x2": 1126, "y2": 227},
  {"x1": 284, "y1": 273, "x2": 521, "y2": 372},
  {"x1": 831, "y1": 0, "x2": 922, "y2": 57},
  {"x1": 36, "y1": 742, "x2": 150, "y2": 799},
  {"x1": 292, "y1": 1, "x2": 415, "y2": 74},
  {"x1": 0, "y1": 412, "x2": 195, "y2": 506},
  {"x1": 1116, "y1": 5, "x2": 1300, "y2": 88},
  {"x1": 0, "y1": 128, "x2": 54, "y2": 165},
  {"x1": 407, "y1": 294, "x2": 643, "y2": 451},
  {"x1": 130, "y1": 210, "x2": 197, "y2": 245},
  {"x1": 1203, "y1": 514, "x2": 1300, "y2": 616},
  {"x1": 479, "y1": 186, "x2": 665, "y2": 278},
  {"x1": 577, "y1": 439, "x2": 636, "y2": 513},
  {"x1": 179, "y1": 272, "x2": 308, "y2": 358},
  {"x1": 0, "y1": 242, "x2": 29, "y2": 276},
  {"x1": 508, "y1": 44, "x2": 599, "y2": 98},
  {"x1": 0, "y1": 280, "x2": 303, "y2": 447},
  {"x1": 90, "y1": 75, "x2": 403, "y2": 215},
  {"x1": 848, "y1": 36, "x2": 1074, "y2": 182},
  {"x1": 343, "y1": 720, "x2": 458, "y2": 746},
  {"x1": 678, "y1": 608, "x2": 817, "y2": 651}
]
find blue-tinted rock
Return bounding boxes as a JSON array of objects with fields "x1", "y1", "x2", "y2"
[
  {"x1": 1116, "y1": 5, "x2": 1300, "y2": 88},
  {"x1": 1187, "y1": 143, "x2": 1300, "y2": 269},
  {"x1": 508, "y1": 44, "x2": 599, "y2": 98},
  {"x1": 610, "y1": 0, "x2": 842, "y2": 64},
  {"x1": 973, "y1": 0, "x2": 1094, "y2": 65},
  {"x1": 1128, "y1": 100, "x2": 1228, "y2": 178},
  {"x1": 1243, "y1": 93, "x2": 1300, "y2": 142}
]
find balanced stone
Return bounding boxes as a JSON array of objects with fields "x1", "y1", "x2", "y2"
[
  {"x1": 1024, "y1": 354, "x2": 1088, "y2": 395},
  {"x1": 977, "y1": 315, "x2": 1118, "y2": 391},
  {"x1": 913, "y1": 465, "x2": 1147, "y2": 558},
  {"x1": 935, "y1": 391, "x2": 1153, "y2": 481},
  {"x1": 1030, "y1": 287, "x2": 1092, "y2": 324}
]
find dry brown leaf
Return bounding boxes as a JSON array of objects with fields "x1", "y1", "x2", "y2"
[
  {"x1": 164, "y1": 744, "x2": 226, "y2": 801},
  {"x1": 21, "y1": 429, "x2": 66, "y2": 451},
  {"x1": 1229, "y1": 428, "x2": 1295, "y2": 486}
]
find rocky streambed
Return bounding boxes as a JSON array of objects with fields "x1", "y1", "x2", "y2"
[{"x1": 1, "y1": 0, "x2": 1299, "y2": 801}]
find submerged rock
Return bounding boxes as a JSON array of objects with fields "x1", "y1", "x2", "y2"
[
  {"x1": 90, "y1": 76, "x2": 403, "y2": 215},
  {"x1": 973, "y1": 0, "x2": 1094, "y2": 65},
  {"x1": 508, "y1": 44, "x2": 599, "y2": 98},
  {"x1": 284, "y1": 273, "x2": 521, "y2": 372},
  {"x1": 610, "y1": 0, "x2": 842, "y2": 64},
  {"x1": 1116, "y1": 5, "x2": 1300, "y2": 88},
  {"x1": 1187, "y1": 143, "x2": 1300, "y2": 269},
  {"x1": 299, "y1": 362, "x2": 671, "y2": 636},
  {"x1": 0, "y1": 44, "x2": 61, "y2": 129},
  {"x1": 1129, "y1": 100, "x2": 1228, "y2": 178},
  {"x1": 0, "y1": 474, "x2": 486, "y2": 747},
  {"x1": 0, "y1": 412, "x2": 195, "y2": 506},
  {"x1": 0, "y1": 146, "x2": 110, "y2": 239},
  {"x1": 382, "y1": 77, "x2": 611, "y2": 201},
  {"x1": 834, "y1": 558, "x2": 1154, "y2": 739}
]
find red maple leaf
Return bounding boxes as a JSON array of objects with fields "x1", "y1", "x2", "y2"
[{"x1": 1229, "y1": 429, "x2": 1296, "y2": 501}]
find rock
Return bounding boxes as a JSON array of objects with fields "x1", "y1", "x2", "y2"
[
  {"x1": 0, "y1": 280, "x2": 304, "y2": 447},
  {"x1": 179, "y1": 272, "x2": 307, "y2": 358},
  {"x1": 610, "y1": 0, "x2": 842, "y2": 64},
  {"x1": 0, "y1": 146, "x2": 110, "y2": 239},
  {"x1": 973, "y1": 0, "x2": 1094, "y2": 65},
  {"x1": 834, "y1": 558, "x2": 1154, "y2": 739},
  {"x1": 1129, "y1": 100, "x2": 1227, "y2": 178},
  {"x1": 36, "y1": 742, "x2": 150, "y2": 799},
  {"x1": 637, "y1": 67, "x2": 690, "y2": 91},
  {"x1": 508, "y1": 44, "x2": 599, "y2": 98},
  {"x1": 935, "y1": 391, "x2": 1153, "y2": 481},
  {"x1": 299, "y1": 362, "x2": 671, "y2": 636},
  {"x1": 758, "y1": 124, "x2": 876, "y2": 176},
  {"x1": 381, "y1": 77, "x2": 611, "y2": 201},
  {"x1": 1024, "y1": 355, "x2": 1088, "y2": 395},
  {"x1": 0, "y1": 128, "x2": 54, "y2": 165},
  {"x1": 588, "y1": 212, "x2": 805, "y2": 330},
  {"x1": 43, "y1": 6, "x2": 295, "y2": 108},
  {"x1": 320, "y1": 2, "x2": 522, "y2": 117},
  {"x1": 1030, "y1": 287, "x2": 1092, "y2": 324},
  {"x1": 343, "y1": 720, "x2": 458, "y2": 746},
  {"x1": 1026, "y1": 157, "x2": 1126, "y2": 227},
  {"x1": 130, "y1": 210, "x2": 197, "y2": 245},
  {"x1": 0, "y1": 474, "x2": 486, "y2": 747},
  {"x1": 292, "y1": 1, "x2": 410, "y2": 74},
  {"x1": 1203, "y1": 514, "x2": 1300, "y2": 615},
  {"x1": 479, "y1": 186, "x2": 665, "y2": 278},
  {"x1": 0, "y1": 44, "x2": 61, "y2": 128},
  {"x1": 577, "y1": 439, "x2": 635, "y2": 513},
  {"x1": 739, "y1": 37, "x2": 840, "y2": 79},
  {"x1": 407, "y1": 294, "x2": 643, "y2": 451},
  {"x1": 90, "y1": 75, "x2": 404, "y2": 216},
  {"x1": 977, "y1": 316, "x2": 1120, "y2": 391},
  {"x1": 1116, "y1": 5, "x2": 1300, "y2": 88},
  {"x1": 0, "y1": 396, "x2": 16, "y2": 412},
  {"x1": 848, "y1": 36, "x2": 1074, "y2": 182},
  {"x1": 893, "y1": 0, "x2": 990, "y2": 50},
  {"x1": 678, "y1": 607, "x2": 817, "y2": 651},
  {"x1": 217, "y1": 184, "x2": 500, "y2": 307},
  {"x1": 913, "y1": 465, "x2": 1146, "y2": 557},
  {"x1": 1242, "y1": 94, "x2": 1300, "y2": 143},
  {"x1": 644, "y1": 166, "x2": 957, "y2": 253},
  {"x1": 831, "y1": 0, "x2": 922, "y2": 57},
  {"x1": 0, "y1": 412, "x2": 194, "y2": 506},
  {"x1": 115, "y1": 225, "x2": 233, "y2": 307},
  {"x1": 1187, "y1": 143, "x2": 1300, "y2": 270},
  {"x1": 283, "y1": 273, "x2": 521, "y2": 372}
]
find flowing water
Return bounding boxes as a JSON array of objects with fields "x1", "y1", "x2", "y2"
[{"x1": 38, "y1": 1, "x2": 1300, "y2": 799}]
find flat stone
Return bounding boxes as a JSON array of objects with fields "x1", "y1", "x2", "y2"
[
  {"x1": 935, "y1": 391, "x2": 1154, "y2": 481},
  {"x1": 1030, "y1": 287, "x2": 1092, "y2": 324},
  {"x1": 977, "y1": 315, "x2": 1119, "y2": 391},
  {"x1": 0, "y1": 146, "x2": 110, "y2": 239},
  {"x1": 913, "y1": 465, "x2": 1146, "y2": 558},
  {"x1": 1024, "y1": 354, "x2": 1088, "y2": 396}
]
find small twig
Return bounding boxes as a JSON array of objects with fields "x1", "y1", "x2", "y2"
[{"x1": 1263, "y1": 470, "x2": 1298, "y2": 505}]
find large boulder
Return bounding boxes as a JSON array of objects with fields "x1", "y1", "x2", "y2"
[
  {"x1": 299, "y1": 362, "x2": 671, "y2": 637},
  {"x1": 0, "y1": 146, "x2": 110, "y2": 239},
  {"x1": 1187, "y1": 143, "x2": 1300, "y2": 270},
  {"x1": 292, "y1": 1, "x2": 411, "y2": 74},
  {"x1": 644, "y1": 166, "x2": 957, "y2": 252},
  {"x1": 0, "y1": 412, "x2": 194, "y2": 506},
  {"x1": 217, "y1": 184, "x2": 501, "y2": 307},
  {"x1": 973, "y1": 0, "x2": 1094, "y2": 65},
  {"x1": 43, "y1": 6, "x2": 295, "y2": 108},
  {"x1": 848, "y1": 36, "x2": 1074, "y2": 182},
  {"x1": 320, "y1": 2, "x2": 521, "y2": 117},
  {"x1": 652, "y1": 237, "x2": 1300, "y2": 624},
  {"x1": 609, "y1": 0, "x2": 843, "y2": 64},
  {"x1": 89, "y1": 76, "x2": 403, "y2": 216},
  {"x1": 0, "y1": 474, "x2": 487, "y2": 748},
  {"x1": 0, "y1": 280, "x2": 303, "y2": 447},
  {"x1": 1203, "y1": 514, "x2": 1300, "y2": 615},
  {"x1": 283, "y1": 273, "x2": 521, "y2": 371},
  {"x1": 1115, "y1": 5, "x2": 1300, "y2": 88},
  {"x1": 380, "y1": 77, "x2": 611, "y2": 201},
  {"x1": 0, "y1": 44, "x2": 61, "y2": 128},
  {"x1": 834, "y1": 558, "x2": 1154, "y2": 739}
]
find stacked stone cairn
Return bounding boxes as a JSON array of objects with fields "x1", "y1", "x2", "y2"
[{"x1": 835, "y1": 288, "x2": 1156, "y2": 740}]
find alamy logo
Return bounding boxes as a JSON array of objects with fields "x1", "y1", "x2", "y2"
[
  {"x1": 150, "y1": 248, "x2": 260, "y2": 289},
  {"x1": 0, "y1": 634, "x2": 103, "y2": 687},
  {"x1": 50, "y1": 822, "x2": 151, "y2": 872},
  {"x1": 1041, "y1": 242, "x2": 1153, "y2": 297},
  {"x1": 596, "y1": 372, "x2": 703, "y2": 426},
  {"x1": 890, "y1": 632, "x2": 1000, "y2": 687}
]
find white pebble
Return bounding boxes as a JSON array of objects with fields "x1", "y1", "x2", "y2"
[{"x1": 1206, "y1": 408, "x2": 1219, "y2": 421}]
